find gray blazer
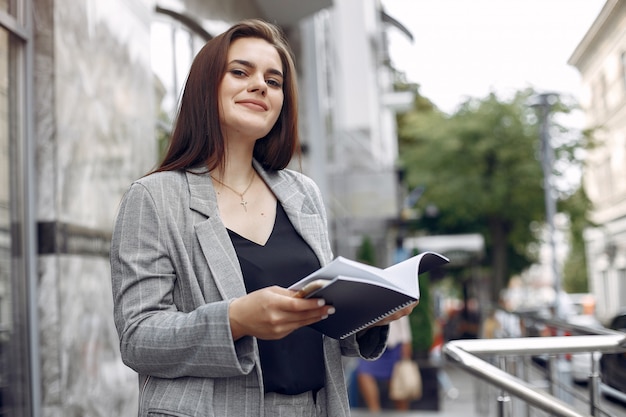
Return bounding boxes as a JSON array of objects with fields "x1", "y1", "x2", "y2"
[{"x1": 110, "y1": 161, "x2": 388, "y2": 417}]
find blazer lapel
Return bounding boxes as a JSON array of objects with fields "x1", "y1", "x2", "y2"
[
  {"x1": 185, "y1": 170, "x2": 248, "y2": 300},
  {"x1": 185, "y1": 163, "x2": 330, "y2": 303},
  {"x1": 254, "y1": 161, "x2": 330, "y2": 266}
]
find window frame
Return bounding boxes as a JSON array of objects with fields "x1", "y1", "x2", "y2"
[{"x1": 0, "y1": 0, "x2": 39, "y2": 415}]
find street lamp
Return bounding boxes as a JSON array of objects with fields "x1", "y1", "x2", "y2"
[
  {"x1": 531, "y1": 92, "x2": 563, "y2": 320},
  {"x1": 531, "y1": 92, "x2": 575, "y2": 403}
]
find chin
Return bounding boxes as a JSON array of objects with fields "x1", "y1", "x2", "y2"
[{"x1": 240, "y1": 121, "x2": 275, "y2": 138}]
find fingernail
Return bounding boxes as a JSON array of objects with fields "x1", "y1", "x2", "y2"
[
  {"x1": 327, "y1": 307, "x2": 336, "y2": 315},
  {"x1": 317, "y1": 299, "x2": 326, "y2": 306},
  {"x1": 321, "y1": 315, "x2": 328, "y2": 320}
]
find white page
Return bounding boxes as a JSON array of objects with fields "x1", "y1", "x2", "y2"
[
  {"x1": 381, "y1": 254, "x2": 424, "y2": 297},
  {"x1": 290, "y1": 256, "x2": 404, "y2": 293}
]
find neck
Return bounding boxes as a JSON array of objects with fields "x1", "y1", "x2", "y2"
[
  {"x1": 213, "y1": 167, "x2": 255, "y2": 187},
  {"x1": 215, "y1": 141, "x2": 256, "y2": 180},
  {"x1": 213, "y1": 149, "x2": 256, "y2": 181}
]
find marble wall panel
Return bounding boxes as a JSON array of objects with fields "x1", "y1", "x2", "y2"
[
  {"x1": 56, "y1": 256, "x2": 137, "y2": 416},
  {"x1": 34, "y1": 0, "x2": 58, "y2": 221},
  {"x1": 54, "y1": 0, "x2": 157, "y2": 230},
  {"x1": 35, "y1": 0, "x2": 155, "y2": 415},
  {"x1": 40, "y1": 255, "x2": 137, "y2": 417},
  {"x1": 38, "y1": 257, "x2": 61, "y2": 408}
]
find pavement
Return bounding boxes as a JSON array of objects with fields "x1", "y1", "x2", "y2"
[
  {"x1": 349, "y1": 360, "x2": 626, "y2": 417},
  {"x1": 350, "y1": 363, "x2": 482, "y2": 417}
]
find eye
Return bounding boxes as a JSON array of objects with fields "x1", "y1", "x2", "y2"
[
  {"x1": 229, "y1": 69, "x2": 247, "y2": 77},
  {"x1": 266, "y1": 78, "x2": 283, "y2": 88}
]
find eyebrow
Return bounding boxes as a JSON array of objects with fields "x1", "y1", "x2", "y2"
[{"x1": 229, "y1": 59, "x2": 284, "y2": 78}]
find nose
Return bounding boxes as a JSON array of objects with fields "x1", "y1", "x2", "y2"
[{"x1": 248, "y1": 73, "x2": 267, "y2": 96}]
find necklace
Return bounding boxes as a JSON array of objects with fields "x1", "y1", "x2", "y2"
[{"x1": 211, "y1": 171, "x2": 255, "y2": 212}]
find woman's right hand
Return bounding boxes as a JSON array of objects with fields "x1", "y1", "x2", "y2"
[{"x1": 229, "y1": 286, "x2": 335, "y2": 341}]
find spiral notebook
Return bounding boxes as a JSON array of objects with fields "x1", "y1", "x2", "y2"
[{"x1": 288, "y1": 251, "x2": 449, "y2": 339}]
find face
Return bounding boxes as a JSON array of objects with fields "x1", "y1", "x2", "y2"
[{"x1": 218, "y1": 37, "x2": 284, "y2": 143}]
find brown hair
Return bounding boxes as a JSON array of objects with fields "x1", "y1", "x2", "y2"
[{"x1": 154, "y1": 19, "x2": 300, "y2": 174}]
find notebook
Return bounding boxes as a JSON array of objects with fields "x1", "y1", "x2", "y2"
[{"x1": 288, "y1": 251, "x2": 449, "y2": 339}]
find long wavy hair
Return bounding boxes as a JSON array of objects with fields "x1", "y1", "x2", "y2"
[{"x1": 153, "y1": 19, "x2": 300, "y2": 174}]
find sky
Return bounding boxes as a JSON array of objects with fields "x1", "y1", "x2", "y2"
[{"x1": 381, "y1": 0, "x2": 606, "y2": 114}]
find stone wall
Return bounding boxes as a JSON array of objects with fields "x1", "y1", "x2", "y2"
[{"x1": 34, "y1": 0, "x2": 157, "y2": 415}]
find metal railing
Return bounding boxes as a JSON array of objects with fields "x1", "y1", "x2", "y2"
[{"x1": 443, "y1": 320, "x2": 626, "y2": 417}]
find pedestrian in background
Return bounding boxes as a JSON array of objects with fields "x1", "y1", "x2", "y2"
[
  {"x1": 356, "y1": 315, "x2": 414, "y2": 411},
  {"x1": 110, "y1": 19, "x2": 416, "y2": 417},
  {"x1": 481, "y1": 307, "x2": 502, "y2": 339}
]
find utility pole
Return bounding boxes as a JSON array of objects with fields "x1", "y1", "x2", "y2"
[
  {"x1": 533, "y1": 93, "x2": 562, "y2": 320},
  {"x1": 533, "y1": 92, "x2": 573, "y2": 403}
]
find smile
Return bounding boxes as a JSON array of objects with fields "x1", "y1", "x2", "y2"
[{"x1": 237, "y1": 100, "x2": 268, "y2": 111}]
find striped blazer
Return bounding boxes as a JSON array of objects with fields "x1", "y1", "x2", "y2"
[{"x1": 110, "y1": 160, "x2": 388, "y2": 416}]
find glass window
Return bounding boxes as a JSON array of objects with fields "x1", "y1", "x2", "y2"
[
  {"x1": 151, "y1": 20, "x2": 196, "y2": 117},
  {"x1": 151, "y1": 14, "x2": 206, "y2": 160}
]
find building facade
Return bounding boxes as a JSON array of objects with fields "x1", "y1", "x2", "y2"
[
  {"x1": 1, "y1": 0, "x2": 407, "y2": 415},
  {"x1": 302, "y1": 0, "x2": 413, "y2": 262},
  {"x1": 569, "y1": 0, "x2": 626, "y2": 323}
]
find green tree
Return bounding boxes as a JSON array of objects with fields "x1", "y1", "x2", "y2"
[
  {"x1": 409, "y1": 271, "x2": 434, "y2": 355},
  {"x1": 356, "y1": 236, "x2": 376, "y2": 266},
  {"x1": 560, "y1": 186, "x2": 594, "y2": 293},
  {"x1": 397, "y1": 88, "x2": 588, "y2": 300}
]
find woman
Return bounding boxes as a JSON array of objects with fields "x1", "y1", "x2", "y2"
[
  {"x1": 356, "y1": 315, "x2": 414, "y2": 411},
  {"x1": 110, "y1": 19, "x2": 415, "y2": 416}
]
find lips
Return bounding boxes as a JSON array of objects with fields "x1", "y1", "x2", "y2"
[{"x1": 236, "y1": 99, "x2": 268, "y2": 111}]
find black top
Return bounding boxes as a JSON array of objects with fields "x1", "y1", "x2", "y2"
[{"x1": 227, "y1": 202, "x2": 325, "y2": 395}]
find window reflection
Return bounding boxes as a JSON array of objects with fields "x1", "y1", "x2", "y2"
[
  {"x1": 151, "y1": 17, "x2": 203, "y2": 159},
  {"x1": 151, "y1": 20, "x2": 196, "y2": 117}
]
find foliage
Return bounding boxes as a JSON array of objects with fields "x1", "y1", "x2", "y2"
[
  {"x1": 396, "y1": 87, "x2": 590, "y2": 300},
  {"x1": 560, "y1": 187, "x2": 594, "y2": 293},
  {"x1": 409, "y1": 271, "x2": 434, "y2": 354},
  {"x1": 356, "y1": 235, "x2": 376, "y2": 266},
  {"x1": 355, "y1": 231, "x2": 435, "y2": 354}
]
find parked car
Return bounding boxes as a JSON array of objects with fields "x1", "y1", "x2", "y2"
[
  {"x1": 600, "y1": 310, "x2": 626, "y2": 403},
  {"x1": 529, "y1": 313, "x2": 604, "y2": 377}
]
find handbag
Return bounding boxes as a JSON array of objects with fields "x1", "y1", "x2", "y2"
[{"x1": 389, "y1": 359, "x2": 422, "y2": 401}]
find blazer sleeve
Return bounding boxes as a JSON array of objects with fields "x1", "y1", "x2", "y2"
[
  {"x1": 110, "y1": 182, "x2": 255, "y2": 379},
  {"x1": 337, "y1": 325, "x2": 389, "y2": 360}
]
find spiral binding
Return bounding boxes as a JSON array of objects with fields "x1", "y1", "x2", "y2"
[{"x1": 339, "y1": 299, "x2": 415, "y2": 339}]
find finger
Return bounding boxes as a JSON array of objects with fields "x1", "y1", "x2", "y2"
[
  {"x1": 285, "y1": 293, "x2": 332, "y2": 313},
  {"x1": 260, "y1": 305, "x2": 336, "y2": 339},
  {"x1": 269, "y1": 286, "x2": 330, "y2": 310},
  {"x1": 259, "y1": 287, "x2": 333, "y2": 320},
  {"x1": 282, "y1": 303, "x2": 336, "y2": 326}
]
